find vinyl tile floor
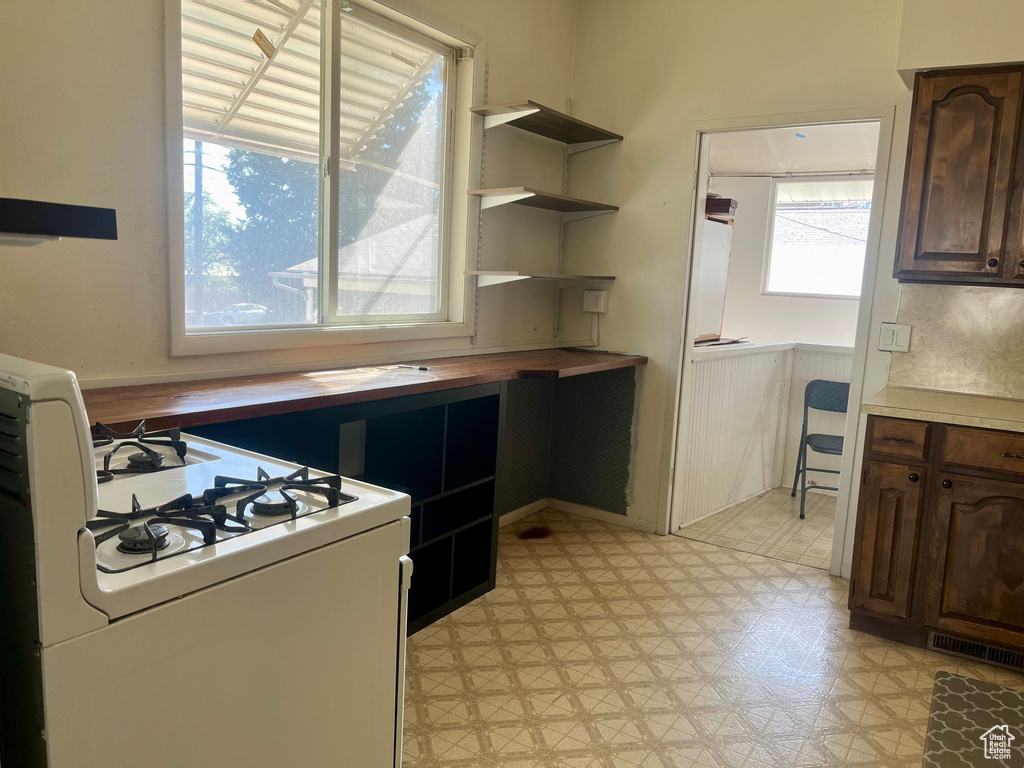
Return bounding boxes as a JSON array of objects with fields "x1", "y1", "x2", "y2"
[
  {"x1": 402, "y1": 508, "x2": 1024, "y2": 768},
  {"x1": 674, "y1": 487, "x2": 837, "y2": 570}
]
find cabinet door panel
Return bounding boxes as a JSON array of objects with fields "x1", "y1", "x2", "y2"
[
  {"x1": 851, "y1": 462, "x2": 924, "y2": 619},
  {"x1": 924, "y1": 474, "x2": 1024, "y2": 647},
  {"x1": 896, "y1": 69, "x2": 1024, "y2": 280}
]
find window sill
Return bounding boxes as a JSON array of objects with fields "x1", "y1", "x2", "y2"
[
  {"x1": 170, "y1": 320, "x2": 475, "y2": 357},
  {"x1": 760, "y1": 290, "x2": 861, "y2": 301}
]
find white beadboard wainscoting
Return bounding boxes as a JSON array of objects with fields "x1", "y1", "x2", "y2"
[{"x1": 674, "y1": 342, "x2": 854, "y2": 529}]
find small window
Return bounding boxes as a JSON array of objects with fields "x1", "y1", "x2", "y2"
[
  {"x1": 763, "y1": 177, "x2": 873, "y2": 298},
  {"x1": 177, "y1": 0, "x2": 461, "y2": 337}
]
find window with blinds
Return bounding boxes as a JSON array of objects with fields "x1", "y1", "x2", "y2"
[{"x1": 179, "y1": 0, "x2": 455, "y2": 331}]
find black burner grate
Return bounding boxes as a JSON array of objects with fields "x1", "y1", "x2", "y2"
[{"x1": 91, "y1": 466, "x2": 358, "y2": 574}]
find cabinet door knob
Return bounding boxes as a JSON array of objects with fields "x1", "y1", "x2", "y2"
[
  {"x1": 941, "y1": 479, "x2": 953, "y2": 489},
  {"x1": 1019, "y1": 259, "x2": 1024, "y2": 269},
  {"x1": 908, "y1": 473, "x2": 919, "y2": 483},
  {"x1": 988, "y1": 258, "x2": 999, "y2": 268}
]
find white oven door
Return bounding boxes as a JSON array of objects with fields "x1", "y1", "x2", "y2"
[{"x1": 42, "y1": 519, "x2": 409, "y2": 768}]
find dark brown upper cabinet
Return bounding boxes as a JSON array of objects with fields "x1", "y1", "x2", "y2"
[{"x1": 895, "y1": 66, "x2": 1024, "y2": 285}]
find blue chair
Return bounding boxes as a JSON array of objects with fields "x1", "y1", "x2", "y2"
[{"x1": 791, "y1": 379, "x2": 850, "y2": 519}]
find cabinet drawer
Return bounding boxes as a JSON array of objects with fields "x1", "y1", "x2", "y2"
[
  {"x1": 869, "y1": 417, "x2": 929, "y2": 459},
  {"x1": 941, "y1": 426, "x2": 1024, "y2": 474}
]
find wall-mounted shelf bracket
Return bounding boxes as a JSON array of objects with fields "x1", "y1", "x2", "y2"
[
  {"x1": 467, "y1": 271, "x2": 615, "y2": 289},
  {"x1": 469, "y1": 187, "x2": 617, "y2": 218}
]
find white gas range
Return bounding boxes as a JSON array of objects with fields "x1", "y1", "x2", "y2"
[{"x1": 0, "y1": 354, "x2": 412, "y2": 768}]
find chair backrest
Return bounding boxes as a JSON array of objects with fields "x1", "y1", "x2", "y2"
[{"x1": 804, "y1": 379, "x2": 850, "y2": 414}]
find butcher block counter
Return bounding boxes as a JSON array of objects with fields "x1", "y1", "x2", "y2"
[{"x1": 82, "y1": 348, "x2": 647, "y2": 431}]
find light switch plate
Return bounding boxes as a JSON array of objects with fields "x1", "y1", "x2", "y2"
[
  {"x1": 879, "y1": 322, "x2": 911, "y2": 352},
  {"x1": 583, "y1": 290, "x2": 608, "y2": 313}
]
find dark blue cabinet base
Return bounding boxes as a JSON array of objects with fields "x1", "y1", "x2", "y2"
[{"x1": 190, "y1": 383, "x2": 505, "y2": 635}]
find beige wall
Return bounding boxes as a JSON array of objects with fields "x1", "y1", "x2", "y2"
[
  {"x1": 8, "y1": 0, "x2": 1024, "y2": 532},
  {"x1": 888, "y1": 1, "x2": 1024, "y2": 398},
  {"x1": 709, "y1": 176, "x2": 860, "y2": 347},
  {"x1": 566, "y1": 0, "x2": 910, "y2": 529},
  {"x1": 0, "y1": 0, "x2": 588, "y2": 385},
  {"x1": 898, "y1": 0, "x2": 1024, "y2": 82}
]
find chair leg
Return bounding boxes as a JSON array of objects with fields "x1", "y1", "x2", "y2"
[
  {"x1": 799, "y1": 455, "x2": 808, "y2": 520},
  {"x1": 791, "y1": 437, "x2": 804, "y2": 498}
]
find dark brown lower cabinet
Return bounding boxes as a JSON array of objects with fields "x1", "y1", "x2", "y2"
[
  {"x1": 850, "y1": 416, "x2": 1024, "y2": 665},
  {"x1": 850, "y1": 461, "x2": 924, "y2": 620},
  {"x1": 923, "y1": 474, "x2": 1024, "y2": 649}
]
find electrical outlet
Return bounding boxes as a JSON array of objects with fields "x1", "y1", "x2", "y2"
[
  {"x1": 583, "y1": 290, "x2": 608, "y2": 313},
  {"x1": 879, "y1": 322, "x2": 911, "y2": 352}
]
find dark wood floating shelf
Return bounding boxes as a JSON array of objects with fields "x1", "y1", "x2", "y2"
[
  {"x1": 470, "y1": 100, "x2": 622, "y2": 152},
  {"x1": 469, "y1": 187, "x2": 617, "y2": 220}
]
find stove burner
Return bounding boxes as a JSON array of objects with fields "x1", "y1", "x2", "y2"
[
  {"x1": 92, "y1": 467, "x2": 358, "y2": 575},
  {"x1": 117, "y1": 524, "x2": 170, "y2": 554},
  {"x1": 93, "y1": 421, "x2": 189, "y2": 474},
  {"x1": 127, "y1": 451, "x2": 165, "y2": 470},
  {"x1": 102, "y1": 441, "x2": 179, "y2": 474},
  {"x1": 250, "y1": 491, "x2": 298, "y2": 517},
  {"x1": 96, "y1": 470, "x2": 114, "y2": 484}
]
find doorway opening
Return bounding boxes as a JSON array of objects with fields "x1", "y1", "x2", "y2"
[{"x1": 670, "y1": 119, "x2": 883, "y2": 570}]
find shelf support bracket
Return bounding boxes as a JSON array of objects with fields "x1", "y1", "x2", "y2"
[
  {"x1": 473, "y1": 274, "x2": 532, "y2": 288},
  {"x1": 566, "y1": 139, "x2": 621, "y2": 155},
  {"x1": 563, "y1": 209, "x2": 615, "y2": 223},
  {"x1": 478, "y1": 192, "x2": 535, "y2": 210},
  {"x1": 482, "y1": 109, "x2": 541, "y2": 131}
]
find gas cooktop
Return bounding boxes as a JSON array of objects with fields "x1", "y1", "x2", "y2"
[{"x1": 88, "y1": 422, "x2": 358, "y2": 573}]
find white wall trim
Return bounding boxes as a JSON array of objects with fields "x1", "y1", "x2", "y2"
[
  {"x1": 498, "y1": 499, "x2": 550, "y2": 528},
  {"x1": 664, "y1": 105, "x2": 899, "y2": 581},
  {"x1": 830, "y1": 108, "x2": 897, "y2": 579},
  {"x1": 675, "y1": 486, "x2": 775, "y2": 529},
  {"x1": 690, "y1": 341, "x2": 854, "y2": 363},
  {"x1": 548, "y1": 499, "x2": 658, "y2": 533},
  {"x1": 499, "y1": 498, "x2": 657, "y2": 533}
]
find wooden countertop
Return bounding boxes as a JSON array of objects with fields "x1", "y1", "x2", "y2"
[{"x1": 82, "y1": 349, "x2": 647, "y2": 431}]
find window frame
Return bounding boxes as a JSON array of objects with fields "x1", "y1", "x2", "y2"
[
  {"x1": 165, "y1": 0, "x2": 482, "y2": 357},
  {"x1": 760, "y1": 174, "x2": 874, "y2": 301}
]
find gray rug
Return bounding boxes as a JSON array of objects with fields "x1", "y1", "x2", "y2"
[{"x1": 924, "y1": 672, "x2": 1024, "y2": 767}]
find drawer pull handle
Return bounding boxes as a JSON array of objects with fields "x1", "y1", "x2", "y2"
[
  {"x1": 1001, "y1": 452, "x2": 1024, "y2": 460},
  {"x1": 882, "y1": 436, "x2": 915, "y2": 444},
  {"x1": 908, "y1": 473, "x2": 920, "y2": 483},
  {"x1": 941, "y1": 479, "x2": 953, "y2": 489}
]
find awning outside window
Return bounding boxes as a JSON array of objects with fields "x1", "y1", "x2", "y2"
[
  {"x1": 776, "y1": 179, "x2": 874, "y2": 203},
  {"x1": 181, "y1": 0, "x2": 440, "y2": 163}
]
